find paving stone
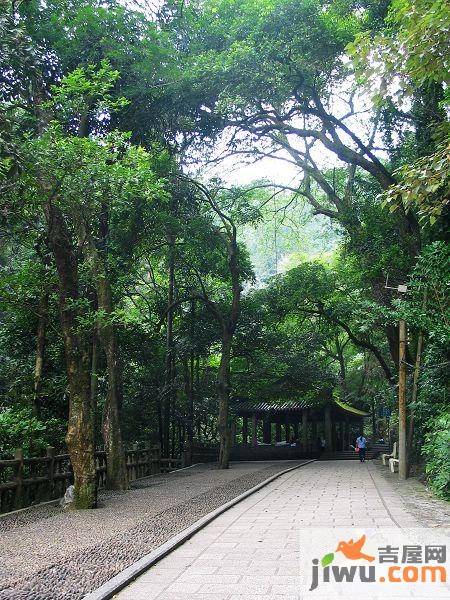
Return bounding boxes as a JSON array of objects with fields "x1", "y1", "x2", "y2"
[
  {"x1": 116, "y1": 582, "x2": 168, "y2": 599},
  {"x1": 199, "y1": 581, "x2": 272, "y2": 595},
  {"x1": 114, "y1": 461, "x2": 448, "y2": 600},
  {"x1": 229, "y1": 596, "x2": 301, "y2": 600},
  {"x1": 156, "y1": 595, "x2": 231, "y2": 600},
  {"x1": 164, "y1": 580, "x2": 204, "y2": 593}
]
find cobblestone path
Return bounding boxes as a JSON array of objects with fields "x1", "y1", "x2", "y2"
[{"x1": 0, "y1": 461, "x2": 302, "y2": 599}]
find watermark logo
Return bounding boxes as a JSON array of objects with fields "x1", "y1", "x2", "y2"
[
  {"x1": 335, "y1": 533, "x2": 375, "y2": 562},
  {"x1": 300, "y1": 528, "x2": 449, "y2": 596}
]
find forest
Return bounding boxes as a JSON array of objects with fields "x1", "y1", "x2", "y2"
[{"x1": 0, "y1": 0, "x2": 448, "y2": 508}]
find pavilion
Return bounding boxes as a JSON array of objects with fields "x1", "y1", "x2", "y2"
[{"x1": 230, "y1": 395, "x2": 370, "y2": 460}]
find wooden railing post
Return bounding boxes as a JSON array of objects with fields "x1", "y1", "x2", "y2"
[
  {"x1": 46, "y1": 446, "x2": 55, "y2": 500},
  {"x1": 132, "y1": 443, "x2": 139, "y2": 481},
  {"x1": 149, "y1": 446, "x2": 154, "y2": 475},
  {"x1": 147, "y1": 446, "x2": 152, "y2": 475},
  {"x1": 14, "y1": 448, "x2": 24, "y2": 510},
  {"x1": 145, "y1": 446, "x2": 151, "y2": 477},
  {"x1": 153, "y1": 444, "x2": 161, "y2": 474}
]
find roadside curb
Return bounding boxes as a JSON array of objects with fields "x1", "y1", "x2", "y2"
[{"x1": 83, "y1": 459, "x2": 316, "y2": 600}]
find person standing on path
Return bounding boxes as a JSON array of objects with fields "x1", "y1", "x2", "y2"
[{"x1": 356, "y1": 433, "x2": 367, "y2": 462}]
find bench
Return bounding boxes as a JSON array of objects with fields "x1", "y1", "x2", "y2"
[
  {"x1": 382, "y1": 442, "x2": 397, "y2": 466},
  {"x1": 389, "y1": 457, "x2": 399, "y2": 473}
]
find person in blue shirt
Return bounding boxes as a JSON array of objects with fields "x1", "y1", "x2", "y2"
[{"x1": 356, "y1": 433, "x2": 367, "y2": 462}]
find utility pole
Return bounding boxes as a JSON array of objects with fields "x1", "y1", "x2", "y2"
[
  {"x1": 398, "y1": 318, "x2": 407, "y2": 480},
  {"x1": 385, "y1": 277, "x2": 408, "y2": 479}
]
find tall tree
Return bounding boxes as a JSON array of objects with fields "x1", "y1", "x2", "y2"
[{"x1": 186, "y1": 181, "x2": 257, "y2": 468}]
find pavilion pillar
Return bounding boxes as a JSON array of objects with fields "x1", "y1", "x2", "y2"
[
  {"x1": 284, "y1": 414, "x2": 290, "y2": 443},
  {"x1": 324, "y1": 406, "x2": 332, "y2": 451},
  {"x1": 252, "y1": 414, "x2": 258, "y2": 447},
  {"x1": 346, "y1": 417, "x2": 351, "y2": 448},
  {"x1": 242, "y1": 417, "x2": 248, "y2": 445},
  {"x1": 312, "y1": 420, "x2": 318, "y2": 450},
  {"x1": 340, "y1": 421, "x2": 345, "y2": 451},
  {"x1": 293, "y1": 421, "x2": 299, "y2": 441},
  {"x1": 301, "y1": 410, "x2": 308, "y2": 452},
  {"x1": 231, "y1": 420, "x2": 237, "y2": 447},
  {"x1": 263, "y1": 417, "x2": 271, "y2": 444},
  {"x1": 275, "y1": 421, "x2": 282, "y2": 443}
]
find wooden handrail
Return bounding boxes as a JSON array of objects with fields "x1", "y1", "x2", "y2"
[{"x1": 0, "y1": 443, "x2": 187, "y2": 515}]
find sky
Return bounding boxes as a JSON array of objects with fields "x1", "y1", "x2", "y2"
[
  {"x1": 122, "y1": 1, "x2": 385, "y2": 190},
  {"x1": 122, "y1": 0, "x2": 380, "y2": 274},
  {"x1": 198, "y1": 147, "x2": 301, "y2": 187}
]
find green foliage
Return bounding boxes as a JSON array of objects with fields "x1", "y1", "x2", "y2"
[
  {"x1": 397, "y1": 241, "x2": 450, "y2": 343},
  {"x1": 0, "y1": 0, "x2": 449, "y2": 502},
  {"x1": 422, "y1": 411, "x2": 450, "y2": 499},
  {"x1": 172, "y1": 0, "x2": 361, "y2": 122},
  {"x1": 396, "y1": 242, "x2": 450, "y2": 491},
  {"x1": 382, "y1": 136, "x2": 450, "y2": 225},
  {"x1": 349, "y1": 0, "x2": 450, "y2": 100},
  {"x1": 388, "y1": 0, "x2": 450, "y2": 89},
  {"x1": 0, "y1": 407, "x2": 65, "y2": 458},
  {"x1": 46, "y1": 60, "x2": 129, "y2": 131},
  {"x1": 349, "y1": 0, "x2": 449, "y2": 225},
  {"x1": 16, "y1": 124, "x2": 168, "y2": 249},
  {"x1": 242, "y1": 188, "x2": 338, "y2": 281}
]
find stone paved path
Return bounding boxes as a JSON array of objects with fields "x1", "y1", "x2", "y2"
[
  {"x1": 115, "y1": 461, "x2": 450, "y2": 600},
  {"x1": 0, "y1": 461, "x2": 301, "y2": 599}
]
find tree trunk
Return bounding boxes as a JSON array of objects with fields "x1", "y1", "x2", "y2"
[
  {"x1": 183, "y1": 355, "x2": 194, "y2": 465},
  {"x1": 44, "y1": 200, "x2": 97, "y2": 509},
  {"x1": 34, "y1": 66, "x2": 98, "y2": 507},
  {"x1": 96, "y1": 273, "x2": 128, "y2": 490},
  {"x1": 157, "y1": 394, "x2": 164, "y2": 450},
  {"x1": 335, "y1": 335, "x2": 347, "y2": 399},
  {"x1": 217, "y1": 329, "x2": 232, "y2": 469},
  {"x1": 371, "y1": 397, "x2": 376, "y2": 437},
  {"x1": 191, "y1": 188, "x2": 242, "y2": 471},
  {"x1": 406, "y1": 329, "x2": 424, "y2": 477},
  {"x1": 187, "y1": 301, "x2": 196, "y2": 463},
  {"x1": 66, "y1": 354, "x2": 97, "y2": 508},
  {"x1": 33, "y1": 290, "x2": 49, "y2": 415},
  {"x1": 217, "y1": 228, "x2": 241, "y2": 469},
  {"x1": 84, "y1": 201, "x2": 128, "y2": 490},
  {"x1": 170, "y1": 419, "x2": 175, "y2": 457},
  {"x1": 163, "y1": 234, "x2": 176, "y2": 457},
  {"x1": 216, "y1": 227, "x2": 241, "y2": 469},
  {"x1": 91, "y1": 328, "x2": 99, "y2": 434}
]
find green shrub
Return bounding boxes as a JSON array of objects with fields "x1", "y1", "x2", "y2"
[
  {"x1": 0, "y1": 407, "x2": 66, "y2": 458},
  {"x1": 422, "y1": 411, "x2": 450, "y2": 500}
]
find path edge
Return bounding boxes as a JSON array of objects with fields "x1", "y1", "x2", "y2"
[{"x1": 83, "y1": 459, "x2": 315, "y2": 600}]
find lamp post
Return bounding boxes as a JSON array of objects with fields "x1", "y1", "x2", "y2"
[
  {"x1": 398, "y1": 318, "x2": 407, "y2": 480},
  {"x1": 385, "y1": 278, "x2": 408, "y2": 479}
]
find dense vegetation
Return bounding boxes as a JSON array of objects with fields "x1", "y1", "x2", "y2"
[{"x1": 0, "y1": 0, "x2": 448, "y2": 505}]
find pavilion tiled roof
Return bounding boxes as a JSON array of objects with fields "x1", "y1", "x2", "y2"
[
  {"x1": 232, "y1": 397, "x2": 369, "y2": 417},
  {"x1": 334, "y1": 399, "x2": 370, "y2": 416},
  {"x1": 232, "y1": 397, "x2": 323, "y2": 412}
]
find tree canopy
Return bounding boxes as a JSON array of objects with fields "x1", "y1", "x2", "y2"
[{"x1": 1, "y1": 0, "x2": 448, "y2": 503}]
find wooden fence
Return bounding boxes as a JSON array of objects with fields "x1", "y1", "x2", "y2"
[
  {"x1": 191, "y1": 444, "x2": 219, "y2": 464},
  {"x1": 0, "y1": 444, "x2": 185, "y2": 515}
]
